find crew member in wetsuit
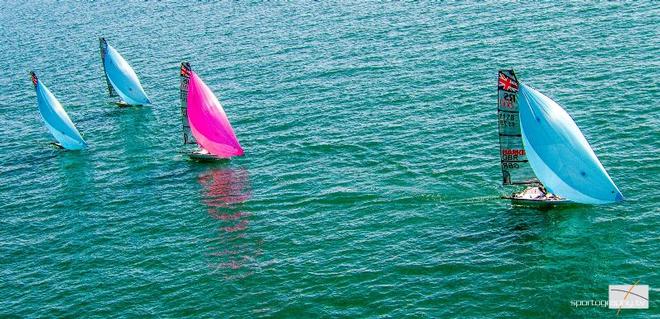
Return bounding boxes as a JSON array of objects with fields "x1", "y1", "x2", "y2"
[{"x1": 534, "y1": 184, "x2": 548, "y2": 199}]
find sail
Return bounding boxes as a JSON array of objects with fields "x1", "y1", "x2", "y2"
[
  {"x1": 179, "y1": 63, "x2": 197, "y2": 145},
  {"x1": 99, "y1": 38, "x2": 150, "y2": 105},
  {"x1": 99, "y1": 38, "x2": 117, "y2": 97},
  {"x1": 31, "y1": 72, "x2": 87, "y2": 150},
  {"x1": 186, "y1": 67, "x2": 244, "y2": 158},
  {"x1": 497, "y1": 70, "x2": 537, "y2": 185},
  {"x1": 518, "y1": 83, "x2": 623, "y2": 204}
]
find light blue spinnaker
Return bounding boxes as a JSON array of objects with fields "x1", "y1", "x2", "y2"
[
  {"x1": 518, "y1": 84, "x2": 623, "y2": 204},
  {"x1": 31, "y1": 72, "x2": 87, "y2": 150},
  {"x1": 100, "y1": 38, "x2": 151, "y2": 105}
]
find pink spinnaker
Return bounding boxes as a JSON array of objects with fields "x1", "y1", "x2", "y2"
[{"x1": 187, "y1": 72, "x2": 244, "y2": 158}]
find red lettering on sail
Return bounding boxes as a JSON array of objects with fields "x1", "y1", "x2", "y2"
[{"x1": 502, "y1": 149, "x2": 525, "y2": 156}]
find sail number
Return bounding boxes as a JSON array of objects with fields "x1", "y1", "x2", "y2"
[
  {"x1": 498, "y1": 113, "x2": 518, "y2": 128},
  {"x1": 502, "y1": 162, "x2": 520, "y2": 169},
  {"x1": 499, "y1": 93, "x2": 517, "y2": 108}
]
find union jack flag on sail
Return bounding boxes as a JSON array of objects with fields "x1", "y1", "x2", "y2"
[
  {"x1": 30, "y1": 72, "x2": 38, "y2": 87},
  {"x1": 180, "y1": 63, "x2": 191, "y2": 78},
  {"x1": 498, "y1": 72, "x2": 519, "y2": 92}
]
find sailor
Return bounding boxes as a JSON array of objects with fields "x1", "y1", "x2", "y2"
[
  {"x1": 539, "y1": 184, "x2": 546, "y2": 193},
  {"x1": 541, "y1": 185, "x2": 558, "y2": 200},
  {"x1": 536, "y1": 185, "x2": 548, "y2": 199},
  {"x1": 522, "y1": 185, "x2": 546, "y2": 199}
]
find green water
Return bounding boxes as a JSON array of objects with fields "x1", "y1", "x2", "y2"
[{"x1": 0, "y1": 2, "x2": 658, "y2": 318}]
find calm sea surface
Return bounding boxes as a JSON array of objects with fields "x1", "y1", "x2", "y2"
[{"x1": 1, "y1": 1, "x2": 658, "y2": 317}]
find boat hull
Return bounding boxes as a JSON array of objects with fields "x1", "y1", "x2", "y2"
[
  {"x1": 502, "y1": 196, "x2": 572, "y2": 208},
  {"x1": 187, "y1": 151, "x2": 230, "y2": 162},
  {"x1": 112, "y1": 101, "x2": 145, "y2": 108},
  {"x1": 49, "y1": 142, "x2": 64, "y2": 149}
]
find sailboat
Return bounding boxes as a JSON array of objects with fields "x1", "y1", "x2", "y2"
[
  {"x1": 99, "y1": 37, "x2": 151, "y2": 106},
  {"x1": 497, "y1": 70, "x2": 623, "y2": 205},
  {"x1": 179, "y1": 62, "x2": 244, "y2": 161},
  {"x1": 30, "y1": 72, "x2": 87, "y2": 150}
]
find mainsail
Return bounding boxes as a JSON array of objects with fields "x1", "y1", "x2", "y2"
[
  {"x1": 179, "y1": 62, "x2": 197, "y2": 145},
  {"x1": 31, "y1": 72, "x2": 87, "y2": 150},
  {"x1": 497, "y1": 70, "x2": 537, "y2": 185},
  {"x1": 181, "y1": 62, "x2": 244, "y2": 158},
  {"x1": 518, "y1": 83, "x2": 624, "y2": 204},
  {"x1": 99, "y1": 38, "x2": 117, "y2": 97},
  {"x1": 99, "y1": 38, "x2": 151, "y2": 105}
]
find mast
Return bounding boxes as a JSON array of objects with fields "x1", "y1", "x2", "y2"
[
  {"x1": 99, "y1": 38, "x2": 118, "y2": 97},
  {"x1": 179, "y1": 62, "x2": 197, "y2": 145},
  {"x1": 497, "y1": 70, "x2": 537, "y2": 185}
]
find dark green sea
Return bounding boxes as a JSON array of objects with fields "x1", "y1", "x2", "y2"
[{"x1": 1, "y1": 1, "x2": 658, "y2": 318}]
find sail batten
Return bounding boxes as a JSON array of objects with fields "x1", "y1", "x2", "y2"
[
  {"x1": 100, "y1": 38, "x2": 150, "y2": 105},
  {"x1": 31, "y1": 72, "x2": 87, "y2": 150}
]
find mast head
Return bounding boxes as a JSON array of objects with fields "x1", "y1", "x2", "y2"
[
  {"x1": 99, "y1": 38, "x2": 109, "y2": 60},
  {"x1": 29, "y1": 71, "x2": 38, "y2": 87},
  {"x1": 499, "y1": 69, "x2": 517, "y2": 78}
]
